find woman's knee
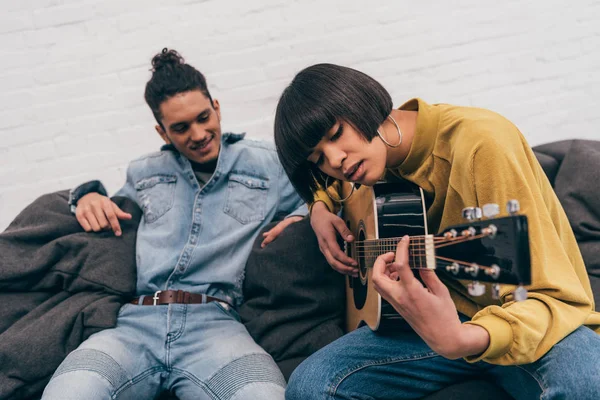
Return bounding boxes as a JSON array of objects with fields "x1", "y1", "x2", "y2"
[{"x1": 286, "y1": 355, "x2": 335, "y2": 400}]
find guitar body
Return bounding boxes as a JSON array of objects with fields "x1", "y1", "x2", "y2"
[
  {"x1": 342, "y1": 180, "x2": 531, "y2": 333},
  {"x1": 343, "y1": 181, "x2": 428, "y2": 332}
]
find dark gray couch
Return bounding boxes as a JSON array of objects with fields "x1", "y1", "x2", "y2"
[{"x1": 235, "y1": 139, "x2": 600, "y2": 400}]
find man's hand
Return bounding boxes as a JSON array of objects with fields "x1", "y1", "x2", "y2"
[
  {"x1": 260, "y1": 216, "x2": 304, "y2": 248},
  {"x1": 75, "y1": 193, "x2": 132, "y2": 236},
  {"x1": 372, "y1": 235, "x2": 490, "y2": 359},
  {"x1": 310, "y1": 201, "x2": 358, "y2": 277}
]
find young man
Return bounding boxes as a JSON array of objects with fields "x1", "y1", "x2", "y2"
[
  {"x1": 41, "y1": 49, "x2": 306, "y2": 400},
  {"x1": 273, "y1": 63, "x2": 600, "y2": 399}
]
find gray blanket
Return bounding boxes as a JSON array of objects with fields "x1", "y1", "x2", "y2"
[
  {"x1": 534, "y1": 139, "x2": 600, "y2": 303},
  {"x1": 0, "y1": 190, "x2": 140, "y2": 400}
]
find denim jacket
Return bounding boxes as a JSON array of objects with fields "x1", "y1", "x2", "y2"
[{"x1": 70, "y1": 133, "x2": 307, "y2": 306}]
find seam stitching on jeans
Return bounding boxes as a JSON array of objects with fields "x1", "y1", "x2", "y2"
[
  {"x1": 167, "y1": 305, "x2": 188, "y2": 343},
  {"x1": 112, "y1": 366, "x2": 167, "y2": 397},
  {"x1": 329, "y1": 352, "x2": 440, "y2": 397},
  {"x1": 514, "y1": 364, "x2": 547, "y2": 399},
  {"x1": 169, "y1": 368, "x2": 219, "y2": 399}
]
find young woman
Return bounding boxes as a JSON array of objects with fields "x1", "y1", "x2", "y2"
[{"x1": 274, "y1": 63, "x2": 600, "y2": 400}]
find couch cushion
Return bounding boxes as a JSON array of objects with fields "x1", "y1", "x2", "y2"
[
  {"x1": 239, "y1": 217, "x2": 345, "y2": 380},
  {"x1": 533, "y1": 150, "x2": 560, "y2": 185},
  {"x1": 553, "y1": 140, "x2": 600, "y2": 303}
]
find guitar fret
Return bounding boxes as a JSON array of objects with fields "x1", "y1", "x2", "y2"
[{"x1": 353, "y1": 237, "x2": 435, "y2": 271}]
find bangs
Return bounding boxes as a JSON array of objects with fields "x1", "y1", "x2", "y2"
[
  {"x1": 276, "y1": 86, "x2": 335, "y2": 156},
  {"x1": 275, "y1": 85, "x2": 337, "y2": 201},
  {"x1": 274, "y1": 63, "x2": 393, "y2": 203}
]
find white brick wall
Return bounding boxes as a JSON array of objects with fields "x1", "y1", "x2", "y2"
[{"x1": 1, "y1": 0, "x2": 599, "y2": 231}]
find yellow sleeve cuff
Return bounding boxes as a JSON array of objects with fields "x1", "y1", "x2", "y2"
[{"x1": 463, "y1": 315, "x2": 513, "y2": 363}]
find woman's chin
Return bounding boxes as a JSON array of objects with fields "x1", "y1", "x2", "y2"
[{"x1": 359, "y1": 177, "x2": 378, "y2": 187}]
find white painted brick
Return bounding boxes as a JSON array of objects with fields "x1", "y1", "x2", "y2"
[
  {"x1": 32, "y1": 3, "x2": 97, "y2": 29},
  {"x1": 0, "y1": 31, "x2": 25, "y2": 49},
  {"x1": 0, "y1": 10, "x2": 34, "y2": 34},
  {"x1": 0, "y1": 70, "x2": 34, "y2": 92},
  {"x1": 22, "y1": 140, "x2": 58, "y2": 163},
  {"x1": 1, "y1": 0, "x2": 600, "y2": 231},
  {"x1": 1, "y1": 48, "x2": 49, "y2": 73},
  {"x1": 22, "y1": 24, "x2": 88, "y2": 48},
  {"x1": 0, "y1": 121, "x2": 65, "y2": 148}
]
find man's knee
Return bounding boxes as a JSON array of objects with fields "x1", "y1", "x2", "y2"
[
  {"x1": 42, "y1": 369, "x2": 115, "y2": 400},
  {"x1": 204, "y1": 353, "x2": 286, "y2": 400},
  {"x1": 230, "y1": 382, "x2": 285, "y2": 400},
  {"x1": 528, "y1": 327, "x2": 600, "y2": 399},
  {"x1": 42, "y1": 349, "x2": 129, "y2": 399}
]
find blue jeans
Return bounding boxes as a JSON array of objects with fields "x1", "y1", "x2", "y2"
[
  {"x1": 42, "y1": 302, "x2": 285, "y2": 400},
  {"x1": 286, "y1": 320, "x2": 600, "y2": 400}
]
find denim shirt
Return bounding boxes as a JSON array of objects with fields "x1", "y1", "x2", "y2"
[{"x1": 71, "y1": 133, "x2": 307, "y2": 306}]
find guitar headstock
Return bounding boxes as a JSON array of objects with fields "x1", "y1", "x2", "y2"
[{"x1": 434, "y1": 200, "x2": 531, "y2": 300}]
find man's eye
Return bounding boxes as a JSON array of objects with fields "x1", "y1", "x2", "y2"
[
  {"x1": 174, "y1": 125, "x2": 188, "y2": 133},
  {"x1": 330, "y1": 124, "x2": 343, "y2": 141},
  {"x1": 197, "y1": 114, "x2": 208, "y2": 123}
]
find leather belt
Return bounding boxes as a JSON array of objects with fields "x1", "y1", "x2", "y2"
[{"x1": 130, "y1": 290, "x2": 233, "y2": 308}]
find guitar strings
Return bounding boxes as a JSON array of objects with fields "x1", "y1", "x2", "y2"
[
  {"x1": 346, "y1": 233, "x2": 497, "y2": 272},
  {"x1": 351, "y1": 255, "x2": 497, "y2": 273},
  {"x1": 351, "y1": 233, "x2": 488, "y2": 250}
]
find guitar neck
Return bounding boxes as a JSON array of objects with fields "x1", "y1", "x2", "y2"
[{"x1": 350, "y1": 235, "x2": 436, "y2": 270}]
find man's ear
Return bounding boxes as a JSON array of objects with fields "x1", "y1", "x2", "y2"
[
  {"x1": 213, "y1": 99, "x2": 221, "y2": 121},
  {"x1": 155, "y1": 124, "x2": 171, "y2": 144}
]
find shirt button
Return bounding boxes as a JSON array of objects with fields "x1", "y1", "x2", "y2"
[
  {"x1": 195, "y1": 208, "x2": 201, "y2": 213},
  {"x1": 179, "y1": 265, "x2": 185, "y2": 271}
]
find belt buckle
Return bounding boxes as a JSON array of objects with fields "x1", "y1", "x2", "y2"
[{"x1": 152, "y1": 290, "x2": 162, "y2": 306}]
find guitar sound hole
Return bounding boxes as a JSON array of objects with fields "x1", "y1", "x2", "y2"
[
  {"x1": 352, "y1": 226, "x2": 368, "y2": 310},
  {"x1": 358, "y1": 230, "x2": 367, "y2": 281}
]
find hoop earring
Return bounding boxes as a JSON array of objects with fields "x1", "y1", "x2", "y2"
[
  {"x1": 324, "y1": 175, "x2": 355, "y2": 203},
  {"x1": 376, "y1": 115, "x2": 403, "y2": 148}
]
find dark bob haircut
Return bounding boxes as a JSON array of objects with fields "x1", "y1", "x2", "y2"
[
  {"x1": 144, "y1": 48, "x2": 213, "y2": 128},
  {"x1": 274, "y1": 63, "x2": 393, "y2": 203}
]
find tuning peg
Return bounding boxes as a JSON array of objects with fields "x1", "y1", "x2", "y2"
[
  {"x1": 462, "y1": 207, "x2": 481, "y2": 220},
  {"x1": 506, "y1": 200, "x2": 520, "y2": 215},
  {"x1": 484, "y1": 264, "x2": 501, "y2": 279},
  {"x1": 465, "y1": 263, "x2": 479, "y2": 277},
  {"x1": 468, "y1": 281, "x2": 486, "y2": 296},
  {"x1": 443, "y1": 229, "x2": 458, "y2": 239},
  {"x1": 491, "y1": 284, "x2": 501, "y2": 299},
  {"x1": 513, "y1": 285, "x2": 528, "y2": 301},
  {"x1": 482, "y1": 203, "x2": 500, "y2": 218},
  {"x1": 446, "y1": 262, "x2": 460, "y2": 275},
  {"x1": 462, "y1": 207, "x2": 475, "y2": 221}
]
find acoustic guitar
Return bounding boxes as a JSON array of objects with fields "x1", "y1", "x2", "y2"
[{"x1": 341, "y1": 180, "x2": 531, "y2": 332}]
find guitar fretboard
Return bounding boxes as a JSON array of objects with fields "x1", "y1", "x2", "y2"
[{"x1": 348, "y1": 236, "x2": 436, "y2": 270}]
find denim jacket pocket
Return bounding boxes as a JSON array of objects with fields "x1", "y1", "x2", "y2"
[
  {"x1": 223, "y1": 172, "x2": 269, "y2": 224},
  {"x1": 134, "y1": 174, "x2": 177, "y2": 224}
]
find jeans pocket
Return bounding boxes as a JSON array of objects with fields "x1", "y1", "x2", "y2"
[
  {"x1": 223, "y1": 172, "x2": 269, "y2": 224},
  {"x1": 135, "y1": 174, "x2": 177, "y2": 224},
  {"x1": 213, "y1": 301, "x2": 241, "y2": 321}
]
